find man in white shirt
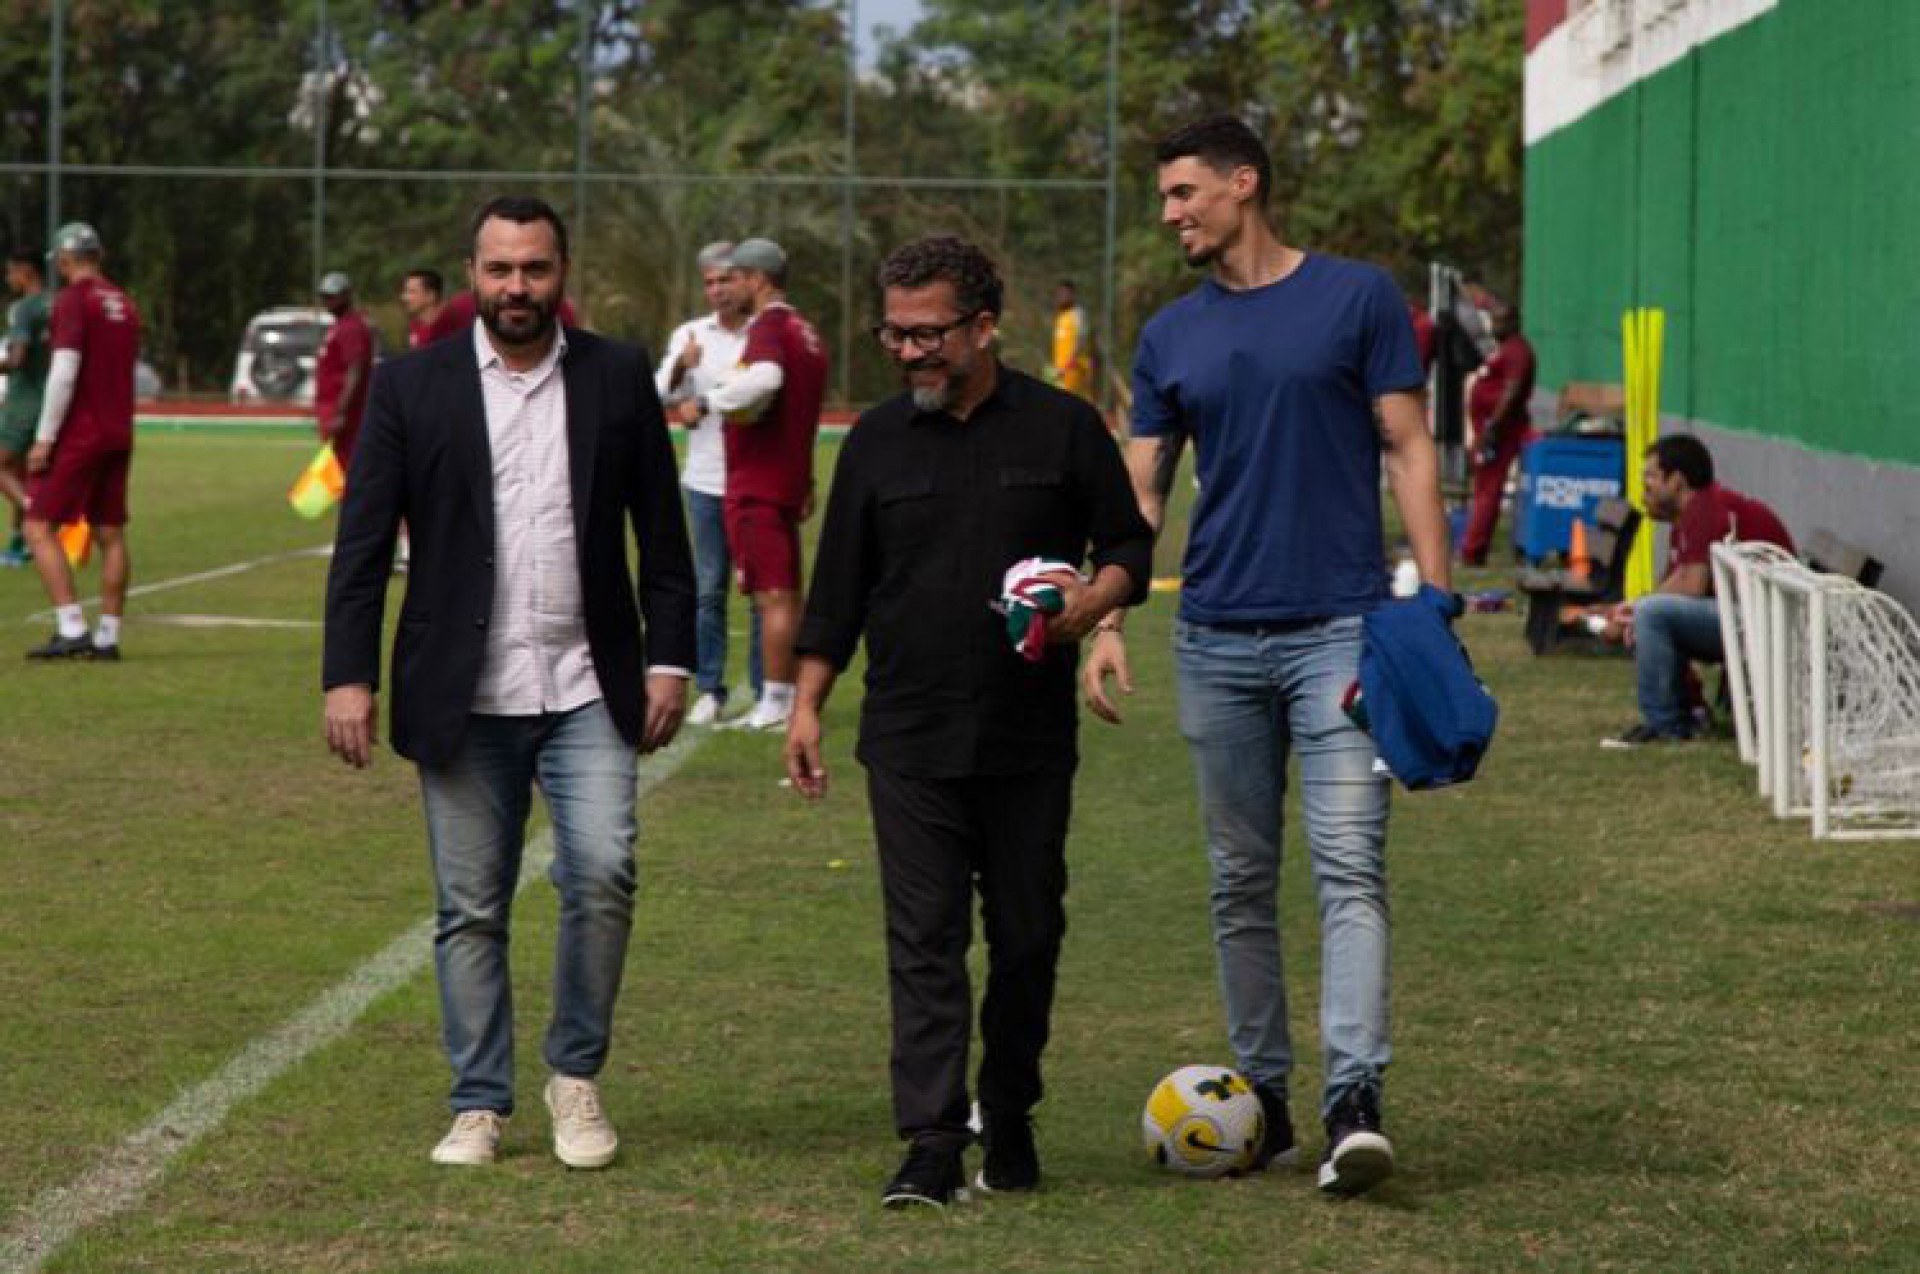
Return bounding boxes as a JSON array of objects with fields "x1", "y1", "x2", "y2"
[
  {"x1": 674, "y1": 238, "x2": 828, "y2": 732},
  {"x1": 654, "y1": 242, "x2": 759, "y2": 725},
  {"x1": 322, "y1": 195, "x2": 695, "y2": 1172}
]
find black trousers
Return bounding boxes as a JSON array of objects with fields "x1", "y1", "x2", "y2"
[{"x1": 865, "y1": 763, "x2": 1074, "y2": 1142}]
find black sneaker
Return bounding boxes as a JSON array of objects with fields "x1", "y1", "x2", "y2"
[
  {"x1": 882, "y1": 1136, "x2": 968, "y2": 1210},
  {"x1": 1599, "y1": 722, "x2": 1696, "y2": 749},
  {"x1": 1249, "y1": 1083, "x2": 1298, "y2": 1171},
  {"x1": 26, "y1": 631, "x2": 93, "y2": 660},
  {"x1": 88, "y1": 643, "x2": 121, "y2": 662},
  {"x1": 974, "y1": 1111, "x2": 1039, "y2": 1193},
  {"x1": 1318, "y1": 1086, "x2": 1394, "y2": 1196}
]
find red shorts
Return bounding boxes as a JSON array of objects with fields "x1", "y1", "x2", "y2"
[
  {"x1": 723, "y1": 497, "x2": 802, "y2": 594},
  {"x1": 27, "y1": 439, "x2": 132, "y2": 527}
]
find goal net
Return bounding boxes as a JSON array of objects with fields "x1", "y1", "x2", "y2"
[
  {"x1": 1759, "y1": 560, "x2": 1920, "y2": 840},
  {"x1": 1710, "y1": 540, "x2": 1799, "y2": 770}
]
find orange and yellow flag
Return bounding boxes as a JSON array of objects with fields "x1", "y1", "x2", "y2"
[{"x1": 288, "y1": 444, "x2": 347, "y2": 519}]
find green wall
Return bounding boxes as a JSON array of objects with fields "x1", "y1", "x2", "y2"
[{"x1": 1524, "y1": 0, "x2": 1920, "y2": 466}]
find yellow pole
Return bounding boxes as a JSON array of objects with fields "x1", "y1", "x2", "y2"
[{"x1": 1622, "y1": 307, "x2": 1664, "y2": 599}]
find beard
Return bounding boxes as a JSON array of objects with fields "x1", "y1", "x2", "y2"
[
  {"x1": 910, "y1": 381, "x2": 953, "y2": 412},
  {"x1": 1182, "y1": 243, "x2": 1219, "y2": 269},
  {"x1": 479, "y1": 290, "x2": 559, "y2": 346},
  {"x1": 904, "y1": 356, "x2": 962, "y2": 412}
]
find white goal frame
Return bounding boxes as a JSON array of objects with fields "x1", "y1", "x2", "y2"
[
  {"x1": 1757, "y1": 562, "x2": 1920, "y2": 840},
  {"x1": 1710, "y1": 539, "x2": 1800, "y2": 775}
]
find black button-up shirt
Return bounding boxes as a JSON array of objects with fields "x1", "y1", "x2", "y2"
[{"x1": 798, "y1": 365, "x2": 1154, "y2": 778}]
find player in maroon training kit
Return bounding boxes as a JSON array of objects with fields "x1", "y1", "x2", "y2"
[
  {"x1": 314, "y1": 271, "x2": 376, "y2": 473},
  {"x1": 24, "y1": 221, "x2": 141, "y2": 661},
  {"x1": 681, "y1": 237, "x2": 827, "y2": 732}
]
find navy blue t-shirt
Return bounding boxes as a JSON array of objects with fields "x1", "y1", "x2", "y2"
[{"x1": 1131, "y1": 254, "x2": 1423, "y2": 622}]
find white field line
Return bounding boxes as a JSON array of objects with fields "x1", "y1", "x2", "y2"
[
  {"x1": 19, "y1": 545, "x2": 333, "y2": 624},
  {"x1": 0, "y1": 730, "x2": 707, "y2": 1274},
  {"x1": 133, "y1": 614, "x2": 324, "y2": 630}
]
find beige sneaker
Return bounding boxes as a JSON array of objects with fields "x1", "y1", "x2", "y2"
[
  {"x1": 430, "y1": 1110, "x2": 504, "y2": 1166},
  {"x1": 545, "y1": 1075, "x2": 618, "y2": 1169},
  {"x1": 721, "y1": 699, "x2": 791, "y2": 732}
]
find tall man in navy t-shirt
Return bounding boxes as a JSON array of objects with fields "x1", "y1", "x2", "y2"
[{"x1": 1084, "y1": 116, "x2": 1450, "y2": 1196}]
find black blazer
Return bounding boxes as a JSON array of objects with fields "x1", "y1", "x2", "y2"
[{"x1": 322, "y1": 326, "x2": 696, "y2": 766}]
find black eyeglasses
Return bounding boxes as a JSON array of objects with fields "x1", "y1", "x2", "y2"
[{"x1": 870, "y1": 312, "x2": 979, "y2": 352}]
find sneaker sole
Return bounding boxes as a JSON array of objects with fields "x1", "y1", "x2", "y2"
[
  {"x1": 429, "y1": 1147, "x2": 497, "y2": 1166},
  {"x1": 1317, "y1": 1133, "x2": 1394, "y2": 1195},
  {"x1": 972, "y1": 1169, "x2": 1038, "y2": 1195},
  {"x1": 552, "y1": 1142, "x2": 617, "y2": 1170},
  {"x1": 883, "y1": 1185, "x2": 969, "y2": 1210}
]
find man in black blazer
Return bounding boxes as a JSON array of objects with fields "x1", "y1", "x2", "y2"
[{"x1": 322, "y1": 195, "x2": 694, "y2": 1171}]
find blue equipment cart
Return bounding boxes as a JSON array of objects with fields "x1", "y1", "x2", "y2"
[{"x1": 1513, "y1": 436, "x2": 1625, "y2": 561}]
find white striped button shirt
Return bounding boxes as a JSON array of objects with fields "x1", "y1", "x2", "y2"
[{"x1": 468, "y1": 321, "x2": 600, "y2": 716}]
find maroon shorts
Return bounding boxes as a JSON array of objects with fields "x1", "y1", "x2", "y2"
[
  {"x1": 723, "y1": 497, "x2": 803, "y2": 594},
  {"x1": 27, "y1": 440, "x2": 132, "y2": 527}
]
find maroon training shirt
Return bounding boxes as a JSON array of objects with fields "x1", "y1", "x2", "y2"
[
  {"x1": 315, "y1": 308, "x2": 375, "y2": 433},
  {"x1": 1670, "y1": 482, "x2": 1795, "y2": 586},
  {"x1": 724, "y1": 302, "x2": 827, "y2": 510},
  {"x1": 50, "y1": 275, "x2": 141, "y2": 450}
]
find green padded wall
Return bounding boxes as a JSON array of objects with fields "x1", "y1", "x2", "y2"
[{"x1": 1524, "y1": 0, "x2": 1920, "y2": 465}]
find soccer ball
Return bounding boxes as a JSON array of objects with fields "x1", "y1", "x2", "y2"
[{"x1": 1142, "y1": 1065, "x2": 1265, "y2": 1178}]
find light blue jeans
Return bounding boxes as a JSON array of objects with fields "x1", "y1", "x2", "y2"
[
  {"x1": 418, "y1": 700, "x2": 639, "y2": 1115},
  {"x1": 1174, "y1": 615, "x2": 1393, "y2": 1120},
  {"x1": 1633, "y1": 592, "x2": 1723, "y2": 736},
  {"x1": 685, "y1": 487, "x2": 762, "y2": 703}
]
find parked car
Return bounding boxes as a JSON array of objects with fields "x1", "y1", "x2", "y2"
[{"x1": 230, "y1": 307, "x2": 333, "y2": 406}]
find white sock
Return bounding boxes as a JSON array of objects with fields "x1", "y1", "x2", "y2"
[
  {"x1": 763, "y1": 682, "x2": 796, "y2": 712},
  {"x1": 95, "y1": 615, "x2": 121, "y2": 647},
  {"x1": 56, "y1": 604, "x2": 86, "y2": 640}
]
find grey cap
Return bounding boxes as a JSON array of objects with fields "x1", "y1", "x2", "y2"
[
  {"x1": 54, "y1": 221, "x2": 103, "y2": 257},
  {"x1": 317, "y1": 270, "x2": 352, "y2": 297},
  {"x1": 726, "y1": 238, "x2": 786, "y2": 276}
]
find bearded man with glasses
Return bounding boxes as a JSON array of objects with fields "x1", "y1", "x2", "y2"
[{"x1": 785, "y1": 236, "x2": 1153, "y2": 1208}]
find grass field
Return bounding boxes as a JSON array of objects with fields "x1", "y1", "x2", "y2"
[{"x1": 2, "y1": 430, "x2": 1915, "y2": 1272}]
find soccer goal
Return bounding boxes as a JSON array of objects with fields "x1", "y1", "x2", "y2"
[
  {"x1": 1710, "y1": 539, "x2": 1800, "y2": 774},
  {"x1": 1759, "y1": 560, "x2": 1920, "y2": 840}
]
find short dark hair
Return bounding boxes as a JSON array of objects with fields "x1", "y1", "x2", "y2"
[
  {"x1": 877, "y1": 236, "x2": 1004, "y2": 318},
  {"x1": 467, "y1": 194, "x2": 569, "y2": 261},
  {"x1": 405, "y1": 267, "x2": 444, "y2": 298},
  {"x1": 1154, "y1": 115, "x2": 1273, "y2": 206},
  {"x1": 1649, "y1": 434, "x2": 1714, "y2": 489},
  {"x1": 6, "y1": 248, "x2": 41, "y2": 273}
]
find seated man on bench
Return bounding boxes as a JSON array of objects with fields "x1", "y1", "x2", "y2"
[{"x1": 1599, "y1": 434, "x2": 1794, "y2": 748}]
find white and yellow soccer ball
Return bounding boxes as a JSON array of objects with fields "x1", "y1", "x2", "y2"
[{"x1": 1142, "y1": 1065, "x2": 1264, "y2": 1178}]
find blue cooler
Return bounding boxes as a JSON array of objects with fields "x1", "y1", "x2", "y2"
[{"x1": 1514, "y1": 436, "x2": 1625, "y2": 562}]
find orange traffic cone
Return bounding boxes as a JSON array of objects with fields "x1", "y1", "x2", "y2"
[
  {"x1": 1567, "y1": 518, "x2": 1591, "y2": 582},
  {"x1": 58, "y1": 519, "x2": 92, "y2": 570}
]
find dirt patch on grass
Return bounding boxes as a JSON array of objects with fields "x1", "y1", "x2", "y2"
[{"x1": 1855, "y1": 900, "x2": 1920, "y2": 921}]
